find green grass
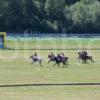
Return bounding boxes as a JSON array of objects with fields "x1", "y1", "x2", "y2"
[
  {"x1": 7, "y1": 38, "x2": 100, "y2": 49},
  {"x1": 0, "y1": 50, "x2": 100, "y2": 84},
  {"x1": 0, "y1": 39, "x2": 100, "y2": 100},
  {"x1": 0, "y1": 86, "x2": 100, "y2": 100}
]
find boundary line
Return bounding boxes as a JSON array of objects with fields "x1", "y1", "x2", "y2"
[{"x1": 0, "y1": 83, "x2": 100, "y2": 87}]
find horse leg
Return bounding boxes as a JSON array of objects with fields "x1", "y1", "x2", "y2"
[
  {"x1": 90, "y1": 57, "x2": 94, "y2": 63},
  {"x1": 63, "y1": 62, "x2": 65, "y2": 67},
  {"x1": 58, "y1": 63, "x2": 60, "y2": 67},
  {"x1": 65, "y1": 62, "x2": 68, "y2": 68},
  {"x1": 53, "y1": 62, "x2": 57, "y2": 67},
  {"x1": 31, "y1": 61, "x2": 34, "y2": 65},
  {"x1": 82, "y1": 60, "x2": 84, "y2": 63},
  {"x1": 82, "y1": 59, "x2": 86, "y2": 64},
  {"x1": 37, "y1": 60, "x2": 42, "y2": 67},
  {"x1": 84, "y1": 59, "x2": 86, "y2": 64},
  {"x1": 85, "y1": 59, "x2": 89, "y2": 64},
  {"x1": 63, "y1": 62, "x2": 68, "y2": 68},
  {"x1": 39, "y1": 60, "x2": 42, "y2": 67},
  {"x1": 48, "y1": 60, "x2": 50, "y2": 63},
  {"x1": 91, "y1": 59, "x2": 94, "y2": 63},
  {"x1": 54, "y1": 62, "x2": 59, "y2": 67}
]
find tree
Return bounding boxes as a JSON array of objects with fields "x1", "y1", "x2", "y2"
[
  {"x1": 65, "y1": 0, "x2": 80, "y2": 5},
  {"x1": 46, "y1": 0, "x2": 65, "y2": 20},
  {"x1": 38, "y1": 0, "x2": 46, "y2": 20},
  {"x1": 24, "y1": 0, "x2": 37, "y2": 32},
  {"x1": 46, "y1": 0, "x2": 66, "y2": 32},
  {"x1": 0, "y1": 0, "x2": 100, "y2": 33},
  {"x1": 0, "y1": 0, "x2": 8, "y2": 31},
  {"x1": 81, "y1": 0, "x2": 98, "y2": 4},
  {"x1": 64, "y1": 0, "x2": 100, "y2": 33},
  {"x1": 7, "y1": 0, "x2": 24, "y2": 32}
]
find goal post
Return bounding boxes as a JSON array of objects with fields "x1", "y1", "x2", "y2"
[{"x1": 0, "y1": 32, "x2": 6, "y2": 48}]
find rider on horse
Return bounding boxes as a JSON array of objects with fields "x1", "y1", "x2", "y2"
[
  {"x1": 83, "y1": 51, "x2": 88, "y2": 56},
  {"x1": 51, "y1": 52, "x2": 55, "y2": 57},
  {"x1": 57, "y1": 54, "x2": 62, "y2": 61},
  {"x1": 60, "y1": 52, "x2": 65, "y2": 60},
  {"x1": 81, "y1": 51, "x2": 88, "y2": 56},
  {"x1": 60, "y1": 53, "x2": 65, "y2": 58},
  {"x1": 33, "y1": 52, "x2": 38, "y2": 61}
]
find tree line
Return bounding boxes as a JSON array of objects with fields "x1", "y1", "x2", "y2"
[{"x1": 0, "y1": 0, "x2": 100, "y2": 33}]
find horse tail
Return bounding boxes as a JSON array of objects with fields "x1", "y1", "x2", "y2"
[
  {"x1": 65, "y1": 57, "x2": 68, "y2": 61},
  {"x1": 64, "y1": 57, "x2": 68, "y2": 64},
  {"x1": 90, "y1": 56, "x2": 94, "y2": 62}
]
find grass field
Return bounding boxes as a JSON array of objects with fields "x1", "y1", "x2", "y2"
[{"x1": 0, "y1": 39, "x2": 100, "y2": 100}]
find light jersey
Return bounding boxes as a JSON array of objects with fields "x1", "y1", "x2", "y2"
[
  {"x1": 34, "y1": 56, "x2": 42, "y2": 60},
  {"x1": 34, "y1": 56, "x2": 38, "y2": 59},
  {"x1": 61, "y1": 55, "x2": 65, "y2": 58}
]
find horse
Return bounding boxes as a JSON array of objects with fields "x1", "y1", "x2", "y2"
[
  {"x1": 77, "y1": 52, "x2": 94, "y2": 63},
  {"x1": 54, "y1": 56, "x2": 69, "y2": 67},
  {"x1": 29, "y1": 55, "x2": 42, "y2": 66},
  {"x1": 48, "y1": 54, "x2": 69, "y2": 67},
  {"x1": 48, "y1": 54, "x2": 55, "y2": 63}
]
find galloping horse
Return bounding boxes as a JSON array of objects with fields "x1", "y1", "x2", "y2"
[
  {"x1": 77, "y1": 51, "x2": 94, "y2": 63},
  {"x1": 48, "y1": 54, "x2": 69, "y2": 67},
  {"x1": 29, "y1": 55, "x2": 42, "y2": 66},
  {"x1": 48, "y1": 54, "x2": 55, "y2": 63}
]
